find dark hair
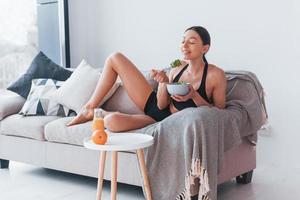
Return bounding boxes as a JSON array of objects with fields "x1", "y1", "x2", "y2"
[{"x1": 185, "y1": 26, "x2": 211, "y2": 64}]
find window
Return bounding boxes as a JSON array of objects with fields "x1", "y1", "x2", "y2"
[{"x1": 0, "y1": 0, "x2": 38, "y2": 88}]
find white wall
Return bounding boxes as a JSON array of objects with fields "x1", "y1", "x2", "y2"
[{"x1": 69, "y1": 0, "x2": 300, "y2": 168}]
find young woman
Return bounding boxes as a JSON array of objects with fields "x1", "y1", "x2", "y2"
[{"x1": 67, "y1": 26, "x2": 227, "y2": 132}]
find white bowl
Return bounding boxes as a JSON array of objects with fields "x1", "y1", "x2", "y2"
[{"x1": 167, "y1": 83, "x2": 190, "y2": 96}]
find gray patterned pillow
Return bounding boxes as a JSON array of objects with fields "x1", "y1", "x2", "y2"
[
  {"x1": 7, "y1": 51, "x2": 73, "y2": 99},
  {"x1": 19, "y1": 79, "x2": 75, "y2": 117}
]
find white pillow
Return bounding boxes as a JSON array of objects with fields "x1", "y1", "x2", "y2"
[{"x1": 50, "y1": 60, "x2": 120, "y2": 114}]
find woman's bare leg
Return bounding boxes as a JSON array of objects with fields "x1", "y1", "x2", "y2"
[
  {"x1": 68, "y1": 52, "x2": 153, "y2": 126},
  {"x1": 104, "y1": 112, "x2": 156, "y2": 132},
  {"x1": 91, "y1": 52, "x2": 153, "y2": 109}
]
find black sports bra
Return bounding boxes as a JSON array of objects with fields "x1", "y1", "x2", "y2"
[{"x1": 171, "y1": 62, "x2": 210, "y2": 111}]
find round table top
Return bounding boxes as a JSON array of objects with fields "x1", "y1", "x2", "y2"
[{"x1": 84, "y1": 132, "x2": 154, "y2": 151}]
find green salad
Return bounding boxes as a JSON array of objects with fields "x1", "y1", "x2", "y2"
[
  {"x1": 177, "y1": 81, "x2": 186, "y2": 85},
  {"x1": 170, "y1": 59, "x2": 181, "y2": 68},
  {"x1": 171, "y1": 81, "x2": 188, "y2": 85}
]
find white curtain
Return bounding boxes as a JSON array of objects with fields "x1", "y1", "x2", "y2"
[{"x1": 0, "y1": 0, "x2": 38, "y2": 89}]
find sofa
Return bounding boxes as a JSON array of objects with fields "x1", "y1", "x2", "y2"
[{"x1": 0, "y1": 73, "x2": 257, "y2": 195}]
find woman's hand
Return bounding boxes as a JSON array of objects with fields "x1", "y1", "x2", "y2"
[
  {"x1": 171, "y1": 84, "x2": 196, "y2": 102},
  {"x1": 150, "y1": 69, "x2": 169, "y2": 83}
]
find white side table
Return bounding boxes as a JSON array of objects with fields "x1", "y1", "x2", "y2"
[{"x1": 84, "y1": 132, "x2": 154, "y2": 200}]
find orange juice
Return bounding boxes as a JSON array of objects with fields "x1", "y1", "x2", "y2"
[
  {"x1": 92, "y1": 108, "x2": 105, "y2": 131},
  {"x1": 92, "y1": 118, "x2": 105, "y2": 131}
]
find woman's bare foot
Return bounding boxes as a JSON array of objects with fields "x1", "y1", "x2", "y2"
[
  {"x1": 67, "y1": 107, "x2": 113, "y2": 126},
  {"x1": 67, "y1": 107, "x2": 94, "y2": 126}
]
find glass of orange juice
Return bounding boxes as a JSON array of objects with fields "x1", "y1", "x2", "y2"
[{"x1": 92, "y1": 108, "x2": 104, "y2": 131}]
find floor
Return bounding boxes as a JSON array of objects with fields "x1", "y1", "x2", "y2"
[
  {"x1": 0, "y1": 161, "x2": 144, "y2": 200},
  {"x1": 1, "y1": 134, "x2": 300, "y2": 200}
]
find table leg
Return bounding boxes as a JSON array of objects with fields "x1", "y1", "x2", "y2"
[
  {"x1": 111, "y1": 151, "x2": 118, "y2": 200},
  {"x1": 137, "y1": 149, "x2": 152, "y2": 200},
  {"x1": 96, "y1": 151, "x2": 106, "y2": 200}
]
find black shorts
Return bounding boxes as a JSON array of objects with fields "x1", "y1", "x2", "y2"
[{"x1": 144, "y1": 91, "x2": 172, "y2": 122}]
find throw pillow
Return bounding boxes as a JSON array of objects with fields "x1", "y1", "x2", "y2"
[
  {"x1": 20, "y1": 79, "x2": 75, "y2": 117},
  {"x1": 7, "y1": 51, "x2": 72, "y2": 99},
  {"x1": 49, "y1": 59, "x2": 120, "y2": 114}
]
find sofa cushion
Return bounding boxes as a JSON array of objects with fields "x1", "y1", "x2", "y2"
[
  {"x1": 0, "y1": 90, "x2": 26, "y2": 120},
  {"x1": 7, "y1": 51, "x2": 72, "y2": 99},
  {"x1": 44, "y1": 117, "x2": 136, "y2": 154},
  {"x1": 0, "y1": 114, "x2": 60, "y2": 140},
  {"x1": 44, "y1": 117, "x2": 93, "y2": 146}
]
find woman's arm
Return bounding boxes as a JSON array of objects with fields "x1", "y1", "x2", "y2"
[
  {"x1": 156, "y1": 82, "x2": 170, "y2": 109},
  {"x1": 192, "y1": 69, "x2": 226, "y2": 108},
  {"x1": 211, "y1": 69, "x2": 226, "y2": 109},
  {"x1": 150, "y1": 69, "x2": 170, "y2": 109}
]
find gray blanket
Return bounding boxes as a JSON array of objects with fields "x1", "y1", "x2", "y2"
[{"x1": 134, "y1": 71, "x2": 267, "y2": 200}]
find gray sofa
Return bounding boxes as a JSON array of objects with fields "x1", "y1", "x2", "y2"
[{"x1": 0, "y1": 75, "x2": 256, "y2": 193}]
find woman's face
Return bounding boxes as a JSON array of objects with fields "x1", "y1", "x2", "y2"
[{"x1": 181, "y1": 30, "x2": 209, "y2": 60}]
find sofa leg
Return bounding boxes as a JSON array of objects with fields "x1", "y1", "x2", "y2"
[
  {"x1": 236, "y1": 170, "x2": 253, "y2": 184},
  {"x1": 0, "y1": 159, "x2": 9, "y2": 169}
]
